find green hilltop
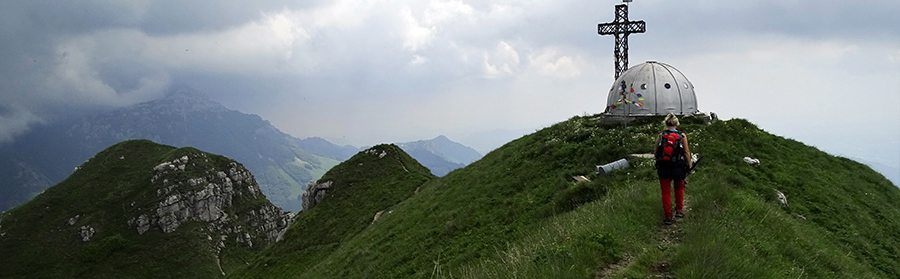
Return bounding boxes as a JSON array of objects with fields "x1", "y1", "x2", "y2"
[
  {"x1": 0, "y1": 140, "x2": 291, "y2": 278},
  {"x1": 230, "y1": 115, "x2": 899, "y2": 278},
  {"x1": 228, "y1": 144, "x2": 436, "y2": 277}
]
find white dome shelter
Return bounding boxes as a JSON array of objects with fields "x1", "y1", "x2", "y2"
[{"x1": 604, "y1": 61, "x2": 698, "y2": 116}]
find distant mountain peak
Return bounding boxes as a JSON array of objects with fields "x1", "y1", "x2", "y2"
[
  {"x1": 164, "y1": 84, "x2": 207, "y2": 99},
  {"x1": 141, "y1": 85, "x2": 226, "y2": 113},
  {"x1": 395, "y1": 136, "x2": 483, "y2": 176}
]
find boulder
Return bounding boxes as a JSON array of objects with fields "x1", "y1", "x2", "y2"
[
  {"x1": 79, "y1": 226, "x2": 95, "y2": 242},
  {"x1": 302, "y1": 181, "x2": 333, "y2": 211}
]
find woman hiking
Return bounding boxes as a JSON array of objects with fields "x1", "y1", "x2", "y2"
[{"x1": 655, "y1": 113, "x2": 692, "y2": 226}]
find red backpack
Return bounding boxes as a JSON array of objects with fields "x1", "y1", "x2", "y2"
[{"x1": 656, "y1": 130, "x2": 685, "y2": 164}]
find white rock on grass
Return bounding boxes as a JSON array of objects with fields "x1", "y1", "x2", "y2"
[
  {"x1": 67, "y1": 215, "x2": 80, "y2": 226},
  {"x1": 743, "y1": 157, "x2": 760, "y2": 166},
  {"x1": 775, "y1": 190, "x2": 788, "y2": 207},
  {"x1": 79, "y1": 226, "x2": 95, "y2": 242}
]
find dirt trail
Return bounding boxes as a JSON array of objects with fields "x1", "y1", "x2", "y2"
[
  {"x1": 596, "y1": 196, "x2": 690, "y2": 279},
  {"x1": 650, "y1": 195, "x2": 690, "y2": 279}
]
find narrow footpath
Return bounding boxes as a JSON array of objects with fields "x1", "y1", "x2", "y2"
[
  {"x1": 596, "y1": 196, "x2": 691, "y2": 279},
  {"x1": 650, "y1": 196, "x2": 689, "y2": 279}
]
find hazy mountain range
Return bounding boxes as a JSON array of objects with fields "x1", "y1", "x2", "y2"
[
  {"x1": 0, "y1": 86, "x2": 342, "y2": 212},
  {"x1": 396, "y1": 135, "x2": 482, "y2": 176},
  {"x1": 0, "y1": 85, "x2": 482, "y2": 213}
]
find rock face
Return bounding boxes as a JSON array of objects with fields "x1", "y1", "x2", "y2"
[
  {"x1": 128, "y1": 152, "x2": 292, "y2": 247},
  {"x1": 302, "y1": 181, "x2": 332, "y2": 211}
]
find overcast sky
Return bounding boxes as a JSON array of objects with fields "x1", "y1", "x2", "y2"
[{"x1": 1, "y1": 0, "x2": 898, "y2": 174}]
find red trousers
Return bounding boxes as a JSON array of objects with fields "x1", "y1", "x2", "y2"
[{"x1": 659, "y1": 179, "x2": 684, "y2": 219}]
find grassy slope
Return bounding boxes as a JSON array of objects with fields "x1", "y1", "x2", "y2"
[
  {"x1": 672, "y1": 119, "x2": 900, "y2": 278},
  {"x1": 0, "y1": 140, "x2": 276, "y2": 278},
  {"x1": 233, "y1": 115, "x2": 900, "y2": 279},
  {"x1": 229, "y1": 144, "x2": 435, "y2": 278}
]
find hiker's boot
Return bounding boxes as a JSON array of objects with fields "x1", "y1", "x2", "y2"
[
  {"x1": 663, "y1": 218, "x2": 673, "y2": 226},
  {"x1": 674, "y1": 210, "x2": 685, "y2": 219}
]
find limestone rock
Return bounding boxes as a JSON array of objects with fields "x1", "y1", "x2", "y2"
[
  {"x1": 373, "y1": 211, "x2": 384, "y2": 223},
  {"x1": 743, "y1": 157, "x2": 760, "y2": 166},
  {"x1": 79, "y1": 226, "x2": 95, "y2": 242},
  {"x1": 302, "y1": 181, "x2": 333, "y2": 211},
  {"x1": 67, "y1": 215, "x2": 80, "y2": 226},
  {"x1": 775, "y1": 190, "x2": 788, "y2": 207},
  {"x1": 135, "y1": 214, "x2": 151, "y2": 235},
  {"x1": 132, "y1": 152, "x2": 292, "y2": 248},
  {"x1": 364, "y1": 147, "x2": 388, "y2": 158}
]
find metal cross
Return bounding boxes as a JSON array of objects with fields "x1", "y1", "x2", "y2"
[{"x1": 598, "y1": 4, "x2": 646, "y2": 79}]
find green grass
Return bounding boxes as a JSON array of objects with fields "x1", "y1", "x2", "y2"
[
  {"x1": 230, "y1": 115, "x2": 900, "y2": 279},
  {"x1": 672, "y1": 119, "x2": 900, "y2": 278},
  {"x1": 0, "y1": 140, "x2": 286, "y2": 278}
]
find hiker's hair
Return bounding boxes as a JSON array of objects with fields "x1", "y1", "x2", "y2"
[{"x1": 664, "y1": 113, "x2": 680, "y2": 128}]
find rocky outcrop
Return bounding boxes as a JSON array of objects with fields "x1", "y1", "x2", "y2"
[
  {"x1": 128, "y1": 153, "x2": 292, "y2": 248},
  {"x1": 302, "y1": 181, "x2": 332, "y2": 211},
  {"x1": 79, "y1": 226, "x2": 95, "y2": 242}
]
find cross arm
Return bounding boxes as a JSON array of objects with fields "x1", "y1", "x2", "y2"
[{"x1": 598, "y1": 20, "x2": 646, "y2": 35}]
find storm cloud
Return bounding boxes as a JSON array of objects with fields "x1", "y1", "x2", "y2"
[{"x1": 1, "y1": 0, "x2": 898, "y2": 172}]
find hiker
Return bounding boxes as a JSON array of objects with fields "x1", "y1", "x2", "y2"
[{"x1": 655, "y1": 113, "x2": 692, "y2": 225}]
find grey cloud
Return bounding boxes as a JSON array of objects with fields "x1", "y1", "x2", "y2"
[
  {"x1": 0, "y1": 1, "x2": 160, "y2": 141},
  {"x1": 0, "y1": 0, "x2": 896, "y2": 175},
  {"x1": 494, "y1": 0, "x2": 900, "y2": 61},
  {"x1": 137, "y1": 0, "x2": 325, "y2": 35}
]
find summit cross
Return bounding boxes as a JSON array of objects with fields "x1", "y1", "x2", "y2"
[{"x1": 598, "y1": 3, "x2": 646, "y2": 79}]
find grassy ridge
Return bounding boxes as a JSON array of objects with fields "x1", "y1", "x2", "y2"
[
  {"x1": 229, "y1": 144, "x2": 435, "y2": 278},
  {"x1": 233, "y1": 115, "x2": 900, "y2": 279},
  {"x1": 453, "y1": 118, "x2": 900, "y2": 278},
  {"x1": 235, "y1": 116, "x2": 670, "y2": 278}
]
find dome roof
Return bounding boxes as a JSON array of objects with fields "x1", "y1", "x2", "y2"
[{"x1": 604, "y1": 61, "x2": 698, "y2": 116}]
